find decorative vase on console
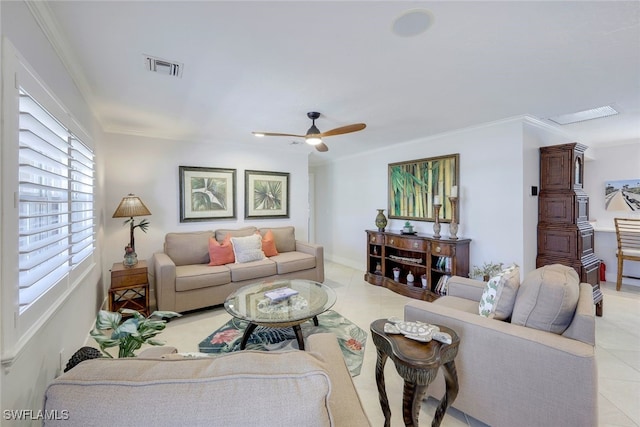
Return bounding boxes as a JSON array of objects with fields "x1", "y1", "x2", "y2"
[
  {"x1": 392, "y1": 267, "x2": 400, "y2": 281},
  {"x1": 407, "y1": 271, "x2": 414, "y2": 283},
  {"x1": 375, "y1": 209, "x2": 388, "y2": 232},
  {"x1": 123, "y1": 245, "x2": 138, "y2": 267}
]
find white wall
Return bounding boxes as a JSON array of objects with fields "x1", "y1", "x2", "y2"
[
  {"x1": 585, "y1": 140, "x2": 640, "y2": 285},
  {"x1": 312, "y1": 118, "x2": 531, "y2": 274},
  {"x1": 1, "y1": 1, "x2": 105, "y2": 422},
  {"x1": 101, "y1": 133, "x2": 310, "y2": 288}
]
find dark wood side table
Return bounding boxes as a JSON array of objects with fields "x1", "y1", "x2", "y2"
[
  {"x1": 370, "y1": 319, "x2": 460, "y2": 427},
  {"x1": 109, "y1": 261, "x2": 150, "y2": 316}
]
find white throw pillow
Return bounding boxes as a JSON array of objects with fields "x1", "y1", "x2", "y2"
[
  {"x1": 478, "y1": 264, "x2": 520, "y2": 320},
  {"x1": 231, "y1": 234, "x2": 266, "y2": 263}
]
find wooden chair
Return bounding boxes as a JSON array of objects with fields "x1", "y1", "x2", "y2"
[{"x1": 614, "y1": 218, "x2": 640, "y2": 291}]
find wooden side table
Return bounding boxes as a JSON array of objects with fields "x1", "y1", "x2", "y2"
[
  {"x1": 109, "y1": 260, "x2": 150, "y2": 316},
  {"x1": 370, "y1": 319, "x2": 460, "y2": 427}
]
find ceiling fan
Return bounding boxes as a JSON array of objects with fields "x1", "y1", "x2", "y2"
[{"x1": 252, "y1": 112, "x2": 366, "y2": 152}]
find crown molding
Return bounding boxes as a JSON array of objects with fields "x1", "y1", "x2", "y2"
[
  {"x1": 24, "y1": 1, "x2": 103, "y2": 131},
  {"x1": 521, "y1": 115, "x2": 575, "y2": 139}
]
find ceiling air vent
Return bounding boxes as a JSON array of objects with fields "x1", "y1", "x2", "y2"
[{"x1": 144, "y1": 55, "x2": 183, "y2": 78}]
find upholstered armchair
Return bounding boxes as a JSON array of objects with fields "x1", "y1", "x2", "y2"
[{"x1": 404, "y1": 264, "x2": 597, "y2": 427}]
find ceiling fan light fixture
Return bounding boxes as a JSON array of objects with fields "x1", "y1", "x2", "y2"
[
  {"x1": 253, "y1": 132, "x2": 265, "y2": 137},
  {"x1": 305, "y1": 135, "x2": 323, "y2": 146}
]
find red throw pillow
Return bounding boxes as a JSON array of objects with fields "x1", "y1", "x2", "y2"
[
  {"x1": 208, "y1": 234, "x2": 235, "y2": 266},
  {"x1": 261, "y1": 229, "x2": 279, "y2": 257}
]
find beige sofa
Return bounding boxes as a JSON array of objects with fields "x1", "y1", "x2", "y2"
[
  {"x1": 43, "y1": 333, "x2": 370, "y2": 427},
  {"x1": 152, "y1": 226, "x2": 324, "y2": 312},
  {"x1": 404, "y1": 266, "x2": 597, "y2": 427}
]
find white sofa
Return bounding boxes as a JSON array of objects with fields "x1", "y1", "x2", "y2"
[
  {"x1": 404, "y1": 265, "x2": 597, "y2": 427},
  {"x1": 152, "y1": 226, "x2": 324, "y2": 312},
  {"x1": 43, "y1": 334, "x2": 370, "y2": 427}
]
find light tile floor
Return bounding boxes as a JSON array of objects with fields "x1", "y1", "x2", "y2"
[{"x1": 158, "y1": 262, "x2": 640, "y2": 426}]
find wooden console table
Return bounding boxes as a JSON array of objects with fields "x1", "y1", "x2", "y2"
[
  {"x1": 365, "y1": 230, "x2": 470, "y2": 301},
  {"x1": 370, "y1": 319, "x2": 460, "y2": 427}
]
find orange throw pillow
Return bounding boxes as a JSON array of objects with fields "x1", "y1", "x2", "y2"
[
  {"x1": 261, "y1": 230, "x2": 279, "y2": 257},
  {"x1": 208, "y1": 234, "x2": 235, "y2": 266}
]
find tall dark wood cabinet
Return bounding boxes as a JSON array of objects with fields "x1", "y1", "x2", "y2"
[{"x1": 537, "y1": 143, "x2": 603, "y2": 316}]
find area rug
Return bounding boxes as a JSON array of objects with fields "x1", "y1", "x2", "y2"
[{"x1": 198, "y1": 310, "x2": 367, "y2": 376}]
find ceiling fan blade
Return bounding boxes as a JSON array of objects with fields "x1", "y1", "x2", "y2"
[
  {"x1": 315, "y1": 142, "x2": 329, "y2": 152},
  {"x1": 319, "y1": 123, "x2": 366, "y2": 137},
  {"x1": 252, "y1": 131, "x2": 306, "y2": 138}
]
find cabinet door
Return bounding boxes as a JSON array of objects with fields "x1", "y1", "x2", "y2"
[
  {"x1": 537, "y1": 228, "x2": 578, "y2": 259},
  {"x1": 540, "y1": 150, "x2": 572, "y2": 191},
  {"x1": 539, "y1": 195, "x2": 575, "y2": 224},
  {"x1": 583, "y1": 259, "x2": 600, "y2": 286},
  {"x1": 578, "y1": 228, "x2": 595, "y2": 258},
  {"x1": 576, "y1": 196, "x2": 589, "y2": 223}
]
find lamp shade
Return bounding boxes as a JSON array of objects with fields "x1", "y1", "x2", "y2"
[{"x1": 112, "y1": 194, "x2": 151, "y2": 218}]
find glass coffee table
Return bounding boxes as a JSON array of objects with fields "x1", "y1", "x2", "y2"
[{"x1": 224, "y1": 279, "x2": 336, "y2": 351}]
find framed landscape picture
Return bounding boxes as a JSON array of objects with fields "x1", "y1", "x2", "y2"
[
  {"x1": 388, "y1": 154, "x2": 459, "y2": 222},
  {"x1": 179, "y1": 166, "x2": 236, "y2": 222},
  {"x1": 605, "y1": 179, "x2": 640, "y2": 212},
  {"x1": 245, "y1": 170, "x2": 289, "y2": 219}
]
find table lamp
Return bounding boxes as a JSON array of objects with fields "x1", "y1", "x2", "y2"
[{"x1": 112, "y1": 193, "x2": 151, "y2": 253}]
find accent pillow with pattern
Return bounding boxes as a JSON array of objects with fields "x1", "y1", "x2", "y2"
[{"x1": 478, "y1": 264, "x2": 520, "y2": 320}]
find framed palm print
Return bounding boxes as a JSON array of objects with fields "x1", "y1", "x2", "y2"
[
  {"x1": 245, "y1": 170, "x2": 289, "y2": 219},
  {"x1": 179, "y1": 166, "x2": 236, "y2": 222}
]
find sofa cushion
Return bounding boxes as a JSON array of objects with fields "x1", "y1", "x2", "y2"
[
  {"x1": 208, "y1": 234, "x2": 235, "y2": 266},
  {"x1": 260, "y1": 226, "x2": 296, "y2": 253},
  {"x1": 261, "y1": 229, "x2": 279, "y2": 257},
  {"x1": 511, "y1": 264, "x2": 580, "y2": 334},
  {"x1": 434, "y1": 295, "x2": 480, "y2": 314},
  {"x1": 478, "y1": 264, "x2": 520, "y2": 320},
  {"x1": 165, "y1": 231, "x2": 213, "y2": 266},
  {"x1": 231, "y1": 234, "x2": 266, "y2": 263},
  {"x1": 270, "y1": 251, "x2": 316, "y2": 275},
  {"x1": 175, "y1": 264, "x2": 231, "y2": 292},
  {"x1": 44, "y1": 350, "x2": 333, "y2": 427},
  {"x1": 227, "y1": 259, "x2": 277, "y2": 281},
  {"x1": 215, "y1": 226, "x2": 257, "y2": 243}
]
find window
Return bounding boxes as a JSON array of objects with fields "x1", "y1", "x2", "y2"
[
  {"x1": 17, "y1": 89, "x2": 95, "y2": 310},
  {"x1": 1, "y1": 41, "x2": 97, "y2": 366}
]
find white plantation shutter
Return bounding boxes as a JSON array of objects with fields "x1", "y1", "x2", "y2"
[
  {"x1": 18, "y1": 88, "x2": 95, "y2": 310},
  {"x1": 70, "y1": 138, "x2": 95, "y2": 264}
]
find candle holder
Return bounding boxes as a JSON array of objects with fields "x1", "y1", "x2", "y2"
[
  {"x1": 433, "y1": 204, "x2": 442, "y2": 238},
  {"x1": 449, "y1": 196, "x2": 459, "y2": 240}
]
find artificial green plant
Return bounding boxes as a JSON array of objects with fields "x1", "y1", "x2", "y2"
[{"x1": 90, "y1": 309, "x2": 181, "y2": 358}]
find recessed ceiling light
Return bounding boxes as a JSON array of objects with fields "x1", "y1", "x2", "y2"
[
  {"x1": 548, "y1": 105, "x2": 619, "y2": 125},
  {"x1": 392, "y1": 9, "x2": 433, "y2": 37}
]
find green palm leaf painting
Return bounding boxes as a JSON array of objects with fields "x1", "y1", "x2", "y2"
[
  {"x1": 190, "y1": 177, "x2": 227, "y2": 211},
  {"x1": 254, "y1": 179, "x2": 282, "y2": 210},
  {"x1": 180, "y1": 166, "x2": 236, "y2": 221},
  {"x1": 245, "y1": 170, "x2": 289, "y2": 219},
  {"x1": 388, "y1": 154, "x2": 458, "y2": 222}
]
